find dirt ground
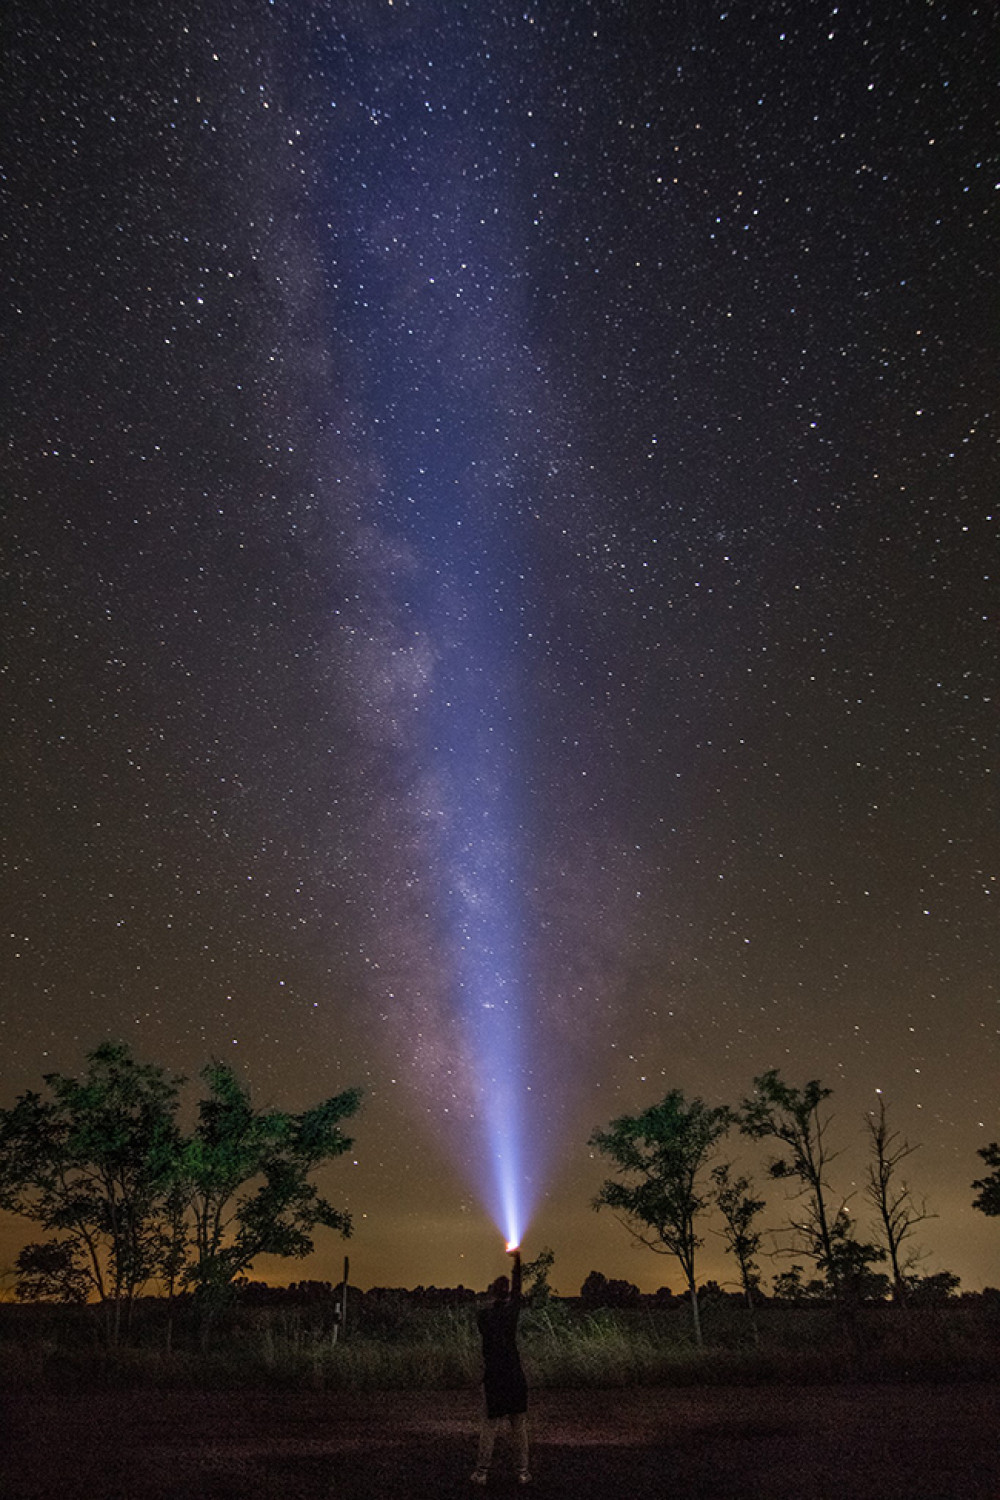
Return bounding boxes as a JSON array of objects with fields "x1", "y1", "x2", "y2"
[{"x1": 1, "y1": 1383, "x2": 997, "y2": 1499}]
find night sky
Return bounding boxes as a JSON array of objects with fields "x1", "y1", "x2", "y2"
[{"x1": 4, "y1": 1, "x2": 997, "y2": 1297}]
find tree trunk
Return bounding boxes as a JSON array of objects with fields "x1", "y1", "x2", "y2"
[
  {"x1": 740, "y1": 1267, "x2": 760, "y2": 1344},
  {"x1": 687, "y1": 1280, "x2": 703, "y2": 1348},
  {"x1": 340, "y1": 1255, "x2": 349, "y2": 1338}
]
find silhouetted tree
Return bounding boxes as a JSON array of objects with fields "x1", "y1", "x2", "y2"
[
  {"x1": 864, "y1": 1096, "x2": 934, "y2": 1302},
  {"x1": 579, "y1": 1270, "x2": 609, "y2": 1306},
  {"x1": 0, "y1": 1044, "x2": 363, "y2": 1347},
  {"x1": 521, "y1": 1246, "x2": 556, "y2": 1305},
  {"x1": 579, "y1": 1270, "x2": 640, "y2": 1308},
  {"x1": 14, "y1": 1239, "x2": 91, "y2": 1304},
  {"x1": 972, "y1": 1143, "x2": 1000, "y2": 1217},
  {"x1": 0, "y1": 1042, "x2": 183, "y2": 1342},
  {"x1": 178, "y1": 1061, "x2": 361, "y2": 1337},
  {"x1": 711, "y1": 1162, "x2": 765, "y2": 1317},
  {"x1": 589, "y1": 1091, "x2": 732, "y2": 1345},
  {"x1": 696, "y1": 1279, "x2": 725, "y2": 1301},
  {"x1": 771, "y1": 1264, "x2": 827, "y2": 1303},
  {"x1": 739, "y1": 1070, "x2": 847, "y2": 1300},
  {"x1": 825, "y1": 1210, "x2": 890, "y2": 1304},
  {"x1": 905, "y1": 1269, "x2": 960, "y2": 1305}
]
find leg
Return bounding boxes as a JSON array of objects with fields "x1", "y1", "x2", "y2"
[
  {"x1": 473, "y1": 1412, "x2": 501, "y2": 1481},
  {"x1": 511, "y1": 1411, "x2": 530, "y2": 1481}
]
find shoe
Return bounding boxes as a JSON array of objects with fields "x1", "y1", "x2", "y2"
[
  {"x1": 470, "y1": 1471, "x2": 488, "y2": 1486},
  {"x1": 518, "y1": 1474, "x2": 532, "y2": 1486}
]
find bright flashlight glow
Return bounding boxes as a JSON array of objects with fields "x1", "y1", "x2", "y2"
[{"x1": 447, "y1": 852, "x2": 533, "y2": 1249}]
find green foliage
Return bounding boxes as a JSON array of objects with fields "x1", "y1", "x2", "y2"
[
  {"x1": 711, "y1": 1162, "x2": 765, "y2": 1307},
  {"x1": 590, "y1": 1093, "x2": 732, "y2": 1278},
  {"x1": 589, "y1": 1091, "x2": 732, "y2": 1345},
  {"x1": 972, "y1": 1142, "x2": 1000, "y2": 1217},
  {"x1": 739, "y1": 1070, "x2": 833, "y2": 1176},
  {"x1": 0, "y1": 1043, "x2": 184, "y2": 1339},
  {"x1": 180, "y1": 1062, "x2": 361, "y2": 1317},
  {"x1": 0, "y1": 1044, "x2": 362, "y2": 1340}
]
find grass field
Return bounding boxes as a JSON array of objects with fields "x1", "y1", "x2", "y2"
[{"x1": 1, "y1": 1294, "x2": 999, "y2": 1392}]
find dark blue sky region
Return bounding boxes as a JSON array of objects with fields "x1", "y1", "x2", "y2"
[{"x1": 4, "y1": 0, "x2": 997, "y2": 1292}]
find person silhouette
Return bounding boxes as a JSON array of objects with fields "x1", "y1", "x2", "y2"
[{"x1": 471, "y1": 1244, "x2": 530, "y2": 1486}]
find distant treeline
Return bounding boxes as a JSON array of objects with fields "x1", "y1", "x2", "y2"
[{"x1": 81, "y1": 1265, "x2": 986, "y2": 1312}]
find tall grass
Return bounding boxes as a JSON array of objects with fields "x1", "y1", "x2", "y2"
[{"x1": 1, "y1": 1297, "x2": 999, "y2": 1393}]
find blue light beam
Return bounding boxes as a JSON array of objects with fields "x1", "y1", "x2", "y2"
[
  {"x1": 324, "y1": 6, "x2": 551, "y2": 1244},
  {"x1": 434, "y1": 619, "x2": 536, "y2": 1247}
]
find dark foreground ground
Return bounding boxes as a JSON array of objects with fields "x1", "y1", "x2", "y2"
[{"x1": 1, "y1": 1383, "x2": 997, "y2": 1500}]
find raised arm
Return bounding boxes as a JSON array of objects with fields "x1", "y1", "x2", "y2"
[{"x1": 509, "y1": 1246, "x2": 522, "y2": 1305}]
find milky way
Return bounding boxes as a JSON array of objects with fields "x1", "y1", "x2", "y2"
[{"x1": 4, "y1": 1, "x2": 997, "y2": 1292}]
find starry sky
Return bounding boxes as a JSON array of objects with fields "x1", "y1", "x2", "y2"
[{"x1": 4, "y1": 0, "x2": 997, "y2": 1297}]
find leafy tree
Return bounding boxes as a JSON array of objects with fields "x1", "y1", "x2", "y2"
[
  {"x1": 14, "y1": 1239, "x2": 91, "y2": 1304},
  {"x1": 771, "y1": 1264, "x2": 827, "y2": 1303},
  {"x1": 739, "y1": 1070, "x2": 847, "y2": 1300},
  {"x1": 0, "y1": 1042, "x2": 183, "y2": 1341},
  {"x1": 971, "y1": 1143, "x2": 1000, "y2": 1217},
  {"x1": 864, "y1": 1096, "x2": 934, "y2": 1302},
  {"x1": 825, "y1": 1210, "x2": 890, "y2": 1304},
  {"x1": 0, "y1": 1044, "x2": 363, "y2": 1346},
  {"x1": 905, "y1": 1269, "x2": 960, "y2": 1306},
  {"x1": 711, "y1": 1162, "x2": 765, "y2": 1313},
  {"x1": 579, "y1": 1269, "x2": 640, "y2": 1308},
  {"x1": 589, "y1": 1091, "x2": 732, "y2": 1345},
  {"x1": 521, "y1": 1245, "x2": 556, "y2": 1305},
  {"x1": 178, "y1": 1061, "x2": 362, "y2": 1331},
  {"x1": 156, "y1": 1173, "x2": 194, "y2": 1353}
]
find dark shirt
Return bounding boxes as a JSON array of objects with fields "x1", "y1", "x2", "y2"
[{"x1": 477, "y1": 1265, "x2": 527, "y2": 1418}]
